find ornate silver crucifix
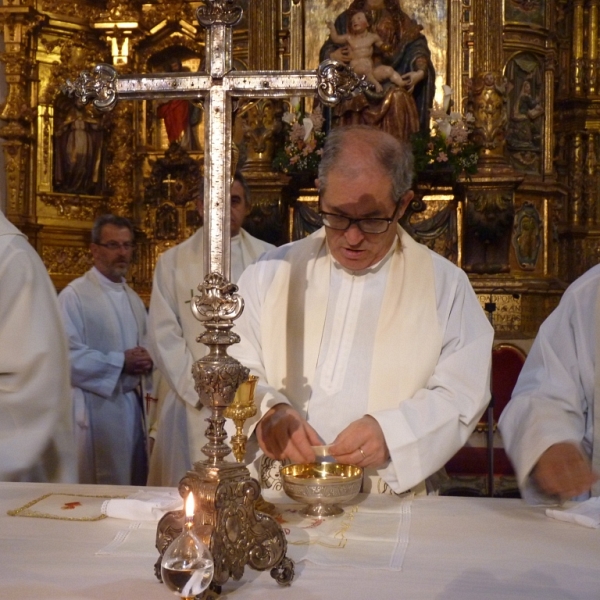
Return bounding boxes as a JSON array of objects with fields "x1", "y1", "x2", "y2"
[{"x1": 63, "y1": 0, "x2": 363, "y2": 596}]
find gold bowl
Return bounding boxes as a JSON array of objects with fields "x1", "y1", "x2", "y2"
[{"x1": 280, "y1": 462, "x2": 363, "y2": 518}]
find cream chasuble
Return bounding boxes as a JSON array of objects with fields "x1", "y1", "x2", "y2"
[{"x1": 250, "y1": 226, "x2": 444, "y2": 493}]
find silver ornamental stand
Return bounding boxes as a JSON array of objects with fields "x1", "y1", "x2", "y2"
[{"x1": 62, "y1": 1, "x2": 366, "y2": 596}]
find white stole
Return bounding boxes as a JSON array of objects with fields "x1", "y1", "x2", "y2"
[
  {"x1": 261, "y1": 226, "x2": 442, "y2": 493},
  {"x1": 592, "y1": 287, "x2": 600, "y2": 496}
]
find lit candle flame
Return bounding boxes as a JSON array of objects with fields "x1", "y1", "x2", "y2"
[{"x1": 185, "y1": 493, "x2": 195, "y2": 519}]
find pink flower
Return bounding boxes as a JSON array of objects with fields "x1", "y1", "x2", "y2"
[
  {"x1": 309, "y1": 106, "x2": 325, "y2": 131},
  {"x1": 436, "y1": 152, "x2": 449, "y2": 162},
  {"x1": 289, "y1": 123, "x2": 305, "y2": 144}
]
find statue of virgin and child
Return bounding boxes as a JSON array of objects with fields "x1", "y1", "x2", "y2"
[{"x1": 320, "y1": 0, "x2": 436, "y2": 143}]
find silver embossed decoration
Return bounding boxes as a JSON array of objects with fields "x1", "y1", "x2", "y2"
[
  {"x1": 61, "y1": 0, "x2": 369, "y2": 595},
  {"x1": 317, "y1": 59, "x2": 370, "y2": 106},
  {"x1": 61, "y1": 63, "x2": 118, "y2": 112},
  {"x1": 196, "y1": 0, "x2": 243, "y2": 27}
]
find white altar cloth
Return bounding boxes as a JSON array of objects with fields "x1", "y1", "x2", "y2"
[
  {"x1": 1, "y1": 482, "x2": 598, "y2": 600},
  {"x1": 96, "y1": 493, "x2": 412, "y2": 571}
]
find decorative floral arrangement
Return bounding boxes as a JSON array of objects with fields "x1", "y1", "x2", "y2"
[
  {"x1": 411, "y1": 86, "x2": 480, "y2": 181},
  {"x1": 273, "y1": 99, "x2": 326, "y2": 176}
]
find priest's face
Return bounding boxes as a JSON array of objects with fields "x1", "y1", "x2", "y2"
[
  {"x1": 90, "y1": 224, "x2": 135, "y2": 283},
  {"x1": 196, "y1": 179, "x2": 249, "y2": 238},
  {"x1": 319, "y1": 166, "x2": 412, "y2": 271},
  {"x1": 230, "y1": 179, "x2": 250, "y2": 237}
]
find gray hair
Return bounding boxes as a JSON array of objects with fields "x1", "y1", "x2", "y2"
[
  {"x1": 317, "y1": 125, "x2": 414, "y2": 203},
  {"x1": 91, "y1": 214, "x2": 134, "y2": 244}
]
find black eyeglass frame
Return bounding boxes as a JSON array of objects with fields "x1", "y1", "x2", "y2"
[
  {"x1": 94, "y1": 242, "x2": 137, "y2": 251},
  {"x1": 318, "y1": 194, "x2": 405, "y2": 234}
]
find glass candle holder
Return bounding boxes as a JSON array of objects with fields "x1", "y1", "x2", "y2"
[{"x1": 161, "y1": 494, "x2": 214, "y2": 599}]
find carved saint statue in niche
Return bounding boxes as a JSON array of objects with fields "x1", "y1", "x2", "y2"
[
  {"x1": 53, "y1": 101, "x2": 105, "y2": 196},
  {"x1": 157, "y1": 57, "x2": 202, "y2": 151},
  {"x1": 319, "y1": 0, "x2": 435, "y2": 142},
  {"x1": 506, "y1": 54, "x2": 544, "y2": 173},
  {"x1": 513, "y1": 203, "x2": 542, "y2": 270}
]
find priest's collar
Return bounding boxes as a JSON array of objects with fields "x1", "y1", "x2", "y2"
[
  {"x1": 329, "y1": 236, "x2": 399, "y2": 276},
  {"x1": 92, "y1": 266, "x2": 126, "y2": 289}
]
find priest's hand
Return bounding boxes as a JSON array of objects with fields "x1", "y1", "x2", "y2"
[
  {"x1": 532, "y1": 442, "x2": 599, "y2": 500},
  {"x1": 329, "y1": 415, "x2": 390, "y2": 468},
  {"x1": 256, "y1": 403, "x2": 322, "y2": 464},
  {"x1": 123, "y1": 346, "x2": 154, "y2": 375}
]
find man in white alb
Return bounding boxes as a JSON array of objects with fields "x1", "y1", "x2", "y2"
[
  {"x1": 0, "y1": 210, "x2": 76, "y2": 482},
  {"x1": 499, "y1": 264, "x2": 600, "y2": 503},
  {"x1": 231, "y1": 125, "x2": 494, "y2": 495},
  {"x1": 58, "y1": 215, "x2": 153, "y2": 485},
  {"x1": 147, "y1": 171, "x2": 274, "y2": 486}
]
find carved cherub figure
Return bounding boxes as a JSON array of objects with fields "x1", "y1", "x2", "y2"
[{"x1": 327, "y1": 11, "x2": 405, "y2": 93}]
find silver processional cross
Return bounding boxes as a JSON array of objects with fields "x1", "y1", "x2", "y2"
[
  {"x1": 63, "y1": 0, "x2": 362, "y2": 281},
  {"x1": 63, "y1": 1, "x2": 364, "y2": 594}
]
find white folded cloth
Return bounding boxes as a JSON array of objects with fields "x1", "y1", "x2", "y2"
[
  {"x1": 101, "y1": 490, "x2": 183, "y2": 521},
  {"x1": 545, "y1": 497, "x2": 600, "y2": 529}
]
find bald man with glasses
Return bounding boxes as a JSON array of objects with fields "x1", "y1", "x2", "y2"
[{"x1": 231, "y1": 125, "x2": 494, "y2": 497}]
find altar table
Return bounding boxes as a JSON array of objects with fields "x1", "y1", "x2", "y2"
[{"x1": 0, "y1": 482, "x2": 598, "y2": 599}]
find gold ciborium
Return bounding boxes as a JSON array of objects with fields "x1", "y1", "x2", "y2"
[
  {"x1": 223, "y1": 375, "x2": 258, "y2": 463},
  {"x1": 280, "y1": 463, "x2": 363, "y2": 518}
]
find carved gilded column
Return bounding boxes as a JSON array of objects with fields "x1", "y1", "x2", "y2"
[
  {"x1": 288, "y1": 0, "x2": 304, "y2": 71},
  {"x1": 0, "y1": 5, "x2": 42, "y2": 225},
  {"x1": 247, "y1": 0, "x2": 277, "y2": 70},
  {"x1": 239, "y1": 0, "x2": 287, "y2": 245},
  {"x1": 462, "y1": 0, "x2": 522, "y2": 276},
  {"x1": 569, "y1": 132, "x2": 584, "y2": 226},
  {"x1": 469, "y1": 0, "x2": 507, "y2": 170},
  {"x1": 448, "y1": 0, "x2": 463, "y2": 106},
  {"x1": 584, "y1": 133, "x2": 598, "y2": 226},
  {"x1": 543, "y1": 52, "x2": 556, "y2": 176},
  {"x1": 572, "y1": 0, "x2": 585, "y2": 95},
  {"x1": 587, "y1": 0, "x2": 599, "y2": 94}
]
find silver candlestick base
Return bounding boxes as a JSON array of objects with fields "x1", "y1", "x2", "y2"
[{"x1": 154, "y1": 272, "x2": 294, "y2": 596}]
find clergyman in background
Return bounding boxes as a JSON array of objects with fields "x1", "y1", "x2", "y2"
[
  {"x1": 58, "y1": 214, "x2": 153, "y2": 485},
  {"x1": 147, "y1": 171, "x2": 274, "y2": 486}
]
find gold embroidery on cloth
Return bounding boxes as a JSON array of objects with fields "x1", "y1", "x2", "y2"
[{"x1": 7, "y1": 493, "x2": 126, "y2": 521}]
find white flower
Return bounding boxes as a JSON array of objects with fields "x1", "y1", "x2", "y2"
[
  {"x1": 437, "y1": 119, "x2": 452, "y2": 138},
  {"x1": 302, "y1": 116, "x2": 314, "y2": 141},
  {"x1": 442, "y1": 85, "x2": 453, "y2": 113},
  {"x1": 282, "y1": 111, "x2": 296, "y2": 125}
]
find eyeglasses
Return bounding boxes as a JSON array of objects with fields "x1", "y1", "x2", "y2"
[
  {"x1": 319, "y1": 200, "x2": 403, "y2": 234},
  {"x1": 95, "y1": 242, "x2": 136, "y2": 251}
]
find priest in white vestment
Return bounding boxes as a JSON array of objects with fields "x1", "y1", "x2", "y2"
[
  {"x1": 58, "y1": 215, "x2": 153, "y2": 485},
  {"x1": 230, "y1": 126, "x2": 494, "y2": 495},
  {"x1": 0, "y1": 211, "x2": 76, "y2": 482},
  {"x1": 147, "y1": 172, "x2": 274, "y2": 486},
  {"x1": 500, "y1": 264, "x2": 600, "y2": 503}
]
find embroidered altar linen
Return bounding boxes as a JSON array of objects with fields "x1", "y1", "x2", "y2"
[
  {"x1": 8, "y1": 492, "x2": 122, "y2": 521},
  {"x1": 278, "y1": 494, "x2": 412, "y2": 570},
  {"x1": 545, "y1": 497, "x2": 600, "y2": 529},
  {"x1": 98, "y1": 494, "x2": 412, "y2": 571}
]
